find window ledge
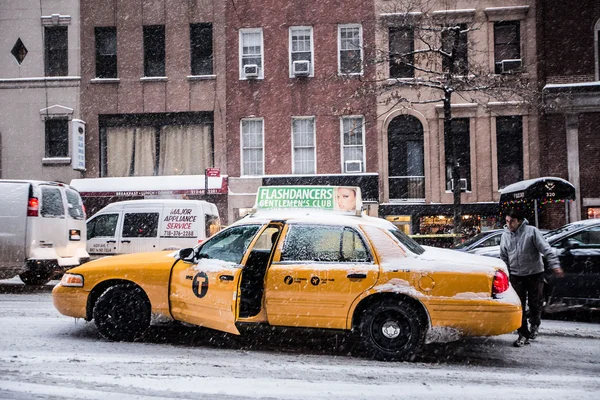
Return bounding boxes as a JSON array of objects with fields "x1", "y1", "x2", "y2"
[
  {"x1": 338, "y1": 72, "x2": 364, "y2": 77},
  {"x1": 42, "y1": 157, "x2": 71, "y2": 165},
  {"x1": 187, "y1": 74, "x2": 216, "y2": 81},
  {"x1": 140, "y1": 76, "x2": 168, "y2": 82},
  {"x1": 91, "y1": 78, "x2": 120, "y2": 84}
]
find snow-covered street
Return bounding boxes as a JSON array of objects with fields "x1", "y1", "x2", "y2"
[{"x1": 0, "y1": 283, "x2": 599, "y2": 399}]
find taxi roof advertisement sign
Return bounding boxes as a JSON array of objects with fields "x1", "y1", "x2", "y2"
[{"x1": 255, "y1": 186, "x2": 362, "y2": 213}]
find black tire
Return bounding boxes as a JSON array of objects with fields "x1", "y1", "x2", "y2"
[
  {"x1": 93, "y1": 284, "x2": 151, "y2": 342},
  {"x1": 19, "y1": 268, "x2": 52, "y2": 286},
  {"x1": 359, "y1": 299, "x2": 426, "y2": 361}
]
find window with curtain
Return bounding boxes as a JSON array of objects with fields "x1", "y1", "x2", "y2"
[
  {"x1": 292, "y1": 117, "x2": 315, "y2": 174},
  {"x1": 241, "y1": 119, "x2": 264, "y2": 176},
  {"x1": 496, "y1": 116, "x2": 523, "y2": 189},
  {"x1": 338, "y1": 24, "x2": 362, "y2": 74},
  {"x1": 341, "y1": 116, "x2": 365, "y2": 173},
  {"x1": 444, "y1": 118, "x2": 471, "y2": 191},
  {"x1": 240, "y1": 29, "x2": 263, "y2": 79},
  {"x1": 389, "y1": 27, "x2": 414, "y2": 78},
  {"x1": 104, "y1": 124, "x2": 213, "y2": 177}
]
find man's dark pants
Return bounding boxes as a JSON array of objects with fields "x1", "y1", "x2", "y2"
[{"x1": 510, "y1": 272, "x2": 545, "y2": 338}]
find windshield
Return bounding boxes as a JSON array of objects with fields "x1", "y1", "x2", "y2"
[{"x1": 389, "y1": 228, "x2": 425, "y2": 255}]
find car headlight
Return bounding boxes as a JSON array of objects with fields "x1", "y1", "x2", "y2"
[{"x1": 60, "y1": 273, "x2": 84, "y2": 287}]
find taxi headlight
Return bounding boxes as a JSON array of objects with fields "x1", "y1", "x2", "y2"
[{"x1": 60, "y1": 273, "x2": 84, "y2": 287}]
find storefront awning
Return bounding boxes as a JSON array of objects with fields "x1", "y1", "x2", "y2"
[
  {"x1": 499, "y1": 177, "x2": 575, "y2": 205},
  {"x1": 71, "y1": 175, "x2": 228, "y2": 197}
]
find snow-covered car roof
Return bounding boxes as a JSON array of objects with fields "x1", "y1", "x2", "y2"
[{"x1": 234, "y1": 209, "x2": 396, "y2": 230}]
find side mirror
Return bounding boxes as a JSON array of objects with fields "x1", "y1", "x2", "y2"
[{"x1": 178, "y1": 248, "x2": 195, "y2": 262}]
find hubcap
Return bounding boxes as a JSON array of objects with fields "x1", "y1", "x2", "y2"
[{"x1": 381, "y1": 321, "x2": 402, "y2": 339}]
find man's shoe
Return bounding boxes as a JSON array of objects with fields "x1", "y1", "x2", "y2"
[
  {"x1": 530, "y1": 325, "x2": 539, "y2": 340},
  {"x1": 513, "y1": 335, "x2": 530, "y2": 347}
]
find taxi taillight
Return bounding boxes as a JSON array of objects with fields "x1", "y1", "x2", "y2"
[
  {"x1": 27, "y1": 197, "x2": 39, "y2": 217},
  {"x1": 492, "y1": 270, "x2": 509, "y2": 297}
]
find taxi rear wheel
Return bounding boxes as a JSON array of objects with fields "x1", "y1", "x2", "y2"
[
  {"x1": 93, "y1": 284, "x2": 151, "y2": 342},
  {"x1": 359, "y1": 300, "x2": 425, "y2": 361}
]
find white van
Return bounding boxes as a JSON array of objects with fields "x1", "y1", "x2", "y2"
[
  {"x1": 86, "y1": 199, "x2": 221, "y2": 257},
  {"x1": 0, "y1": 180, "x2": 89, "y2": 285}
]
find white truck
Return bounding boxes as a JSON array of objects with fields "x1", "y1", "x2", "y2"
[
  {"x1": 86, "y1": 199, "x2": 221, "y2": 257},
  {"x1": 0, "y1": 180, "x2": 90, "y2": 285}
]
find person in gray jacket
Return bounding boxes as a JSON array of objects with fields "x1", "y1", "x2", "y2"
[{"x1": 499, "y1": 209, "x2": 564, "y2": 347}]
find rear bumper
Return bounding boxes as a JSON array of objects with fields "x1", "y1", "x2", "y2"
[
  {"x1": 426, "y1": 290, "x2": 522, "y2": 337},
  {"x1": 52, "y1": 284, "x2": 89, "y2": 319}
]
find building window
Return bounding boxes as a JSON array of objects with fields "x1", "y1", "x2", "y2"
[
  {"x1": 338, "y1": 24, "x2": 362, "y2": 75},
  {"x1": 95, "y1": 27, "x2": 117, "y2": 78},
  {"x1": 289, "y1": 26, "x2": 314, "y2": 77},
  {"x1": 45, "y1": 119, "x2": 69, "y2": 158},
  {"x1": 494, "y1": 21, "x2": 520, "y2": 74},
  {"x1": 143, "y1": 25, "x2": 165, "y2": 77},
  {"x1": 44, "y1": 26, "x2": 68, "y2": 76},
  {"x1": 442, "y1": 24, "x2": 468, "y2": 75},
  {"x1": 103, "y1": 124, "x2": 213, "y2": 177},
  {"x1": 387, "y1": 115, "x2": 425, "y2": 200},
  {"x1": 240, "y1": 28, "x2": 263, "y2": 79},
  {"x1": 445, "y1": 118, "x2": 471, "y2": 191},
  {"x1": 496, "y1": 116, "x2": 523, "y2": 189},
  {"x1": 241, "y1": 119, "x2": 264, "y2": 176},
  {"x1": 341, "y1": 116, "x2": 365, "y2": 173},
  {"x1": 190, "y1": 23, "x2": 213, "y2": 75},
  {"x1": 389, "y1": 27, "x2": 414, "y2": 78},
  {"x1": 292, "y1": 117, "x2": 316, "y2": 174}
]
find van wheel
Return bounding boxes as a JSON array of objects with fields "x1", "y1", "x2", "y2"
[
  {"x1": 358, "y1": 299, "x2": 426, "y2": 361},
  {"x1": 93, "y1": 284, "x2": 151, "y2": 342},
  {"x1": 19, "y1": 267, "x2": 52, "y2": 286}
]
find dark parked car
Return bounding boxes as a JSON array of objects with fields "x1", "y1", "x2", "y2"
[
  {"x1": 470, "y1": 219, "x2": 600, "y2": 312},
  {"x1": 453, "y1": 229, "x2": 503, "y2": 252}
]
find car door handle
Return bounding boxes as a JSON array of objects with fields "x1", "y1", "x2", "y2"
[
  {"x1": 121, "y1": 240, "x2": 131, "y2": 243},
  {"x1": 347, "y1": 273, "x2": 367, "y2": 279},
  {"x1": 219, "y1": 275, "x2": 234, "y2": 281},
  {"x1": 106, "y1": 240, "x2": 117, "y2": 243}
]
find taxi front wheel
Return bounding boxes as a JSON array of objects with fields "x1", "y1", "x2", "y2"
[
  {"x1": 93, "y1": 284, "x2": 151, "y2": 342},
  {"x1": 359, "y1": 300, "x2": 426, "y2": 361}
]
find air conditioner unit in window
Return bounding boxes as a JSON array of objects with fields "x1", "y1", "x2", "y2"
[
  {"x1": 344, "y1": 160, "x2": 363, "y2": 173},
  {"x1": 449, "y1": 178, "x2": 468, "y2": 191},
  {"x1": 292, "y1": 60, "x2": 310, "y2": 77},
  {"x1": 243, "y1": 64, "x2": 259, "y2": 78},
  {"x1": 500, "y1": 59, "x2": 522, "y2": 74}
]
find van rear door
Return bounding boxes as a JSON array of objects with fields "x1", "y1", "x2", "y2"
[
  {"x1": 34, "y1": 185, "x2": 68, "y2": 257},
  {"x1": 0, "y1": 181, "x2": 29, "y2": 268}
]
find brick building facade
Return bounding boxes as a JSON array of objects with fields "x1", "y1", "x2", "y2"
[{"x1": 539, "y1": 0, "x2": 600, "y2": 225}]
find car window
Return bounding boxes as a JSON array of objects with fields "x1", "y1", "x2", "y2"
[
  {"x1": 198, "y1": 224, "x2": 262, "y2": 264},
  {"x1": 65, "y1": 188, "x2": 85, "y2": 220},
  {"x1": 41, "y1": 187, "x2": 65, "y2": 218},
  {"x1": 388, "y1": 228, "x2": 425, "y2": 255},
  {"x1": 565, "y1": 226, "x2": 600, "y2": 247},
  {"x1": 280, "y1": 224, "x2": 371, "y2": 262},
  {"x1": 88, "y1": 214, "x2": 119, "y2": 240},
  {"x1": 122, "y1": 212, "x2": 159, "y2": 238},
  {"x1": 480, "y1": 234, "x2": 502, "y2": 248}
]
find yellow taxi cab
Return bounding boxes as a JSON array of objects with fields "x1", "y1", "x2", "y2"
[{"x1": 53, "y1": 186, "x2": 521, "y2": 361}]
